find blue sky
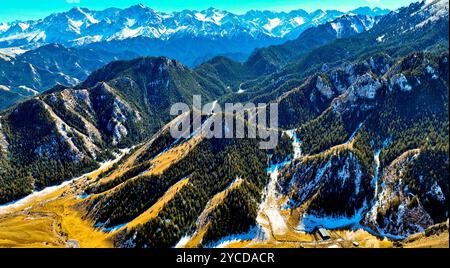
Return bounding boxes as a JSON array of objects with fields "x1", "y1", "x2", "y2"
[{"x1": 0, "y1": 0, "x2": 417, "y2": 23}]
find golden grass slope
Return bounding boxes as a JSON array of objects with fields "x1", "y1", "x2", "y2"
[
  {"x1": 0, "y1": 195, "x2": 114, "y2": 248},
  {"x1": 0, "y1": 151, "x2": 128, "y2": 248},
  {"x1": 116, "y1": 176, "x2": 190, "y2": 232},
  {"x1": 0, "y1": 214, "x2": 63, "y2": 248},
  {"x1": 401, "y1": 220, "x2": 449, "y2": 248}
]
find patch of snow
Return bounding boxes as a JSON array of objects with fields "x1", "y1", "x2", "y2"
[
  {"x1": 109, "y1": 26, "x2": 144, "y2": 40},
  {"x1": 263, "y1": 18, "x2": 282, "y2": 31},
  {"x1": 174, "y1": 235, "x2": 192, "y2": 248},
  {"x1": 102, "y1": 222, "x2": 129, "y2": 233},
  {"x1": 330, "y1": 22, "x2": 342, "y2": 37},
  {"x1": 376, "y1": 34, "x2": 385, "y2": 42},
  {"x1": 70, "y1": 35, "x2": 103, "y2": 46},
  {"x1": 292, "y1": 17, "x2": 305, "y2": 26},
  {"x1": 301, "y1": 201, "x2": 368, "y2": 232},
  {"x1": 428, "y1": 182, "x2": 445, "y2": 202},
  {"x1": 30, "y1": 31, "x2": 46, "y2": 42},
  {"x1": 110, "y1": 122, "x2": 128, "y2": 145},
  {"x1": 212, "y1": 11, "x2": 225, "y2": 25},
  {"x1": 284, "y1": 130, "x2": 302, "y2": 159},
  {"x1": 0, "y1": 47, "x2": 28, "y2": 56},
  {"x1": 77, "y1": 193, "x2": 90, "y2": 199},
  {"x1": 336, "y1": 160, "x2": 350, "y2": 188},
  {"x1": 76, "y1": 7, "x2": 99, "y2": 24},
  {"x1": 18, "y1": 23, "x2": 29, "y2": 31},
  {"x1": 0, "y1": 120, "x2": 9, "y2": 152},
  {"x1": 17, "y1": 85, "x2": 39, "y2": 95},
  {"x1": 353, "y1": 160, "x2": 363, "y2": 195},
  {"x1": 425, "y1": 65, "x2": 438, "y2": 79},
  {"x1": 194, "y1": 12, "x2": 223, "y2": 25},
  {"x1": 163, "y1": 25, "x2": 188, "y2": 35},
  {"x1": 195, "y1": 13, "x2": 208, "y2": 21},
  {"x1": 237, "y1": 83, "x2": 246, "y2": 94},
  {"x1": 366, "y1": 138, "x2": 391, "y2": 222},
  {"x1": 0, "y1": 23, "x2": 10, "y2": 32},
  {"x1": 391, "y1": 74, "x2": 412, "y2": 92},
  {"x1": 207, "y1": 226, "x2": 260, "y2": 248},
  {"x1": 69, "y1": 19, "x2": 83, "y2": 29},
  {"x1": 126, "y1": 18, "x2": 136, "y2": 27},
  {"x1": 0, "y1": 53, "x2": 13, "y2": 61},
  {"x1": 28, "y1": 63, "x2": 38, "y2": 76},
  {"x1": 373, "y1": 150, "x2": 382, "y2": 197}
]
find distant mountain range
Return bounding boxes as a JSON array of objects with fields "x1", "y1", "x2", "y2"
[
  {"x1": 0, "y1": 4, "x2": 389, "y2": 49},
  {"x1": 0, "y1": 44, "x2": 137, "y2": 109},
  {"x1": 0, "y1": 5, "x2": 390, "y2": 72}
]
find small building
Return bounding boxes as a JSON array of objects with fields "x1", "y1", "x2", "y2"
[{"x1": 317, "y1": 228, "x2": 331, "y2": 240}]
